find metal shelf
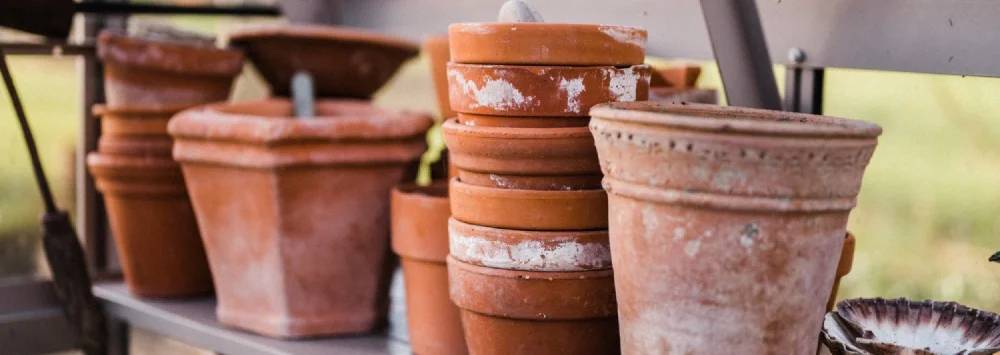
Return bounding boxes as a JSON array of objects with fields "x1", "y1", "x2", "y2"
[{"x1": 93, "y1": 282, "x2": 410, "y2": 355}]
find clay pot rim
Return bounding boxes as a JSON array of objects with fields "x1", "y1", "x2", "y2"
[
  {"x1": 393, "y1": 180, "x2": 449, "y2": 199},
  {"x1": 86, "y1": 153, "x2": 179, "y2": 172},
  {"x1": 229, "y1": 24, "x2": 419, "y2": 54},
  {"x1": 603, "y1": 176, "x2": 858, "y2": 212},
  {"x1": 94, "y1": 103, "x2": 191, "y2": 116},
  {"x1": 591, "y1": 101, "x2": 882, "y2": 138},
  {"x1": 453, "y1": 178, "x2": 605, "y2": 200},
  {"x1": 449, "y1": 217, "x2": 606, "y2": 239},
  {"x1": 448, "y1": 62, "x2": 650, "y2": 71},
  {"x1": 446, "y1": 256, "x2": 613, "y2": 280},
  {"x1": 443, "y1": 118, "x2": 592, "y2": 139},
  {"x1": 450, "y1": 22, "x2": 645, "y2": 32},
  {"x1": 97, "y1": 31, "x2": 244, "y2": 77},
  {"x1": 168, "y1": 98, "x2": 433, "y2": 144}
]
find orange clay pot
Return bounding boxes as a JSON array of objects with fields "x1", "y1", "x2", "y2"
[
  {"x1": 391, "y1": 181, "x2": 467, "y2": 355},
  {"x1": 456, "y1": 113, "x2": 589, "y2": 128},
  {"x1": 86, "y1": 153, "x2": 212, "y2": 297},
  {"x1": 827, "y1": 232, "x2": 856, "y2": 311},
  {"x1": 97, "y1": 31, "x2": 243, "y2": 108},
  {"x1": 447, "y1": 63, "x2": 651, "y2": 117},
  {"x1": 442, "y1": 119, "x2": 601, "y2": 191},
  {"x1": 95, "y1": 104, "x2": 187, "y2": 137},
  {"x1": 229, "y1": 25, "x2": 418, "y2": 99},
  {"x1": 448, "y1": 257, "x2": 619, "y2": 355},
  {"x1": 650, "y1": 65, "x2": 702, "y2": 88},
  {"x1": 169, "y1": 98, "x2": 431, "y2": 338},
  {"x1": 448, "y1": 218, "x2": 610, "y2": 272},
  {"x1": 448, "y1": 23, "x2": 645, "y2": 66},
  {"x1": 449, "y1": 178, "x2": 607, "y2": 231},
  {"x1": 590, "y1": 102, "x2": 881, "y2": 354},
  {"x1": 97, "y1": 136, "x2": 173, "y2": 157},
  {"x1": 423, "y1": 34, "x2": 455, "y2": 120}
]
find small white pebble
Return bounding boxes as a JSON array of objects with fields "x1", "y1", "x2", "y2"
[{"x1": 497, "y1": 0, "x2": 544, "y2": 23}]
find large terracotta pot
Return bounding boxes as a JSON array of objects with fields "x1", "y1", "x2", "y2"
[
  {"x1": 442, "y1": 119, "x2": 601, "y2": 190},
  {"x1": 449, "y1": 23, "x2": 646, "y2": 66},
  {"x1": 449, "y1": 178, "x2": 607, "y2": 231},
  {"x1": 447, "y1": 257, "x2": 619, "y2": 355},
  {"x1": 229, "y1": 25, "x2": 418, "y2": 99},
  {"x1": 86, "y1": 153, "x2": 211, "y2": 297},
  {"x1": 169, "y1": 98, "x2": 432, "y2": 338},
  {"x1": 589, "y1": 101, "x2": 881, "y2": 354},
  {"x1": 448, "y1": 218, "x2": 610, "y2": 272},
  {"x1": 447, "y1": 63, "x2": 651, "y2": 117},
  {"x1": 97, "y1": 31, "x2": 244, "y2": 108},
  {"x1": 391, "y1": 181, "x2": 467, "y2": 355}
]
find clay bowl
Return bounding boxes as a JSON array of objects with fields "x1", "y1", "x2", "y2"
[
  {"x1": 449, "y1": 22, "x2": 646, "y2": 66},
  {"x1": 448, "y1": 218, "x2": 610, "y2": 272},
  {"x1": 448, "y1": 63, "x2": 651, "y2": 117},
  {"x1": 230, "y1": 25, "x2": 418, "y2": 99},
  {"x1": 97, "y1": 31, "x2": 244, "y2": 108},
  {"x1": 449, "y1": 178, "x2": 607, "y2": 231},
  {"x1": 423, "y1": 35, "x2": 454, "y2": 120},
  {"x1": 443, "y1": 118, "x2": 601, "y2": 190},
  {"x1": 456, "y1": 113, "x2": 589, "y2": 128},
  {"x1": 823, "y1": 298, "x2": 1000, "y2": 355},
  {"x1": 448, "y1": 257, "x2": 619, "y2": 355}
]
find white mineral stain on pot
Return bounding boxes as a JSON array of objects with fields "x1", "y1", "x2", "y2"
[
  {"x1": 739, "y1": 223, "x2": 759, "y2": 249},
  {"x1": 558, "y1": 77, "x2": 586, "y2": 113},
  {"x1": 597, "y1": 25, "x2": 645, "y2": 47},
  {"x1": 449, "y1": 69, "x2": 534, "y2": 111},
  {"x1": 684, "y1": 239, "x2": 701, "y2": 257},
  {"x1": 672, "y1": 227, "x2": 686, "y2": 241},
  {"x1": 608, "y1": 66, "x2": 639, "y2": 102},
  {"x1": 449, "y1": 230, "x2": 612, "y2": 271}
]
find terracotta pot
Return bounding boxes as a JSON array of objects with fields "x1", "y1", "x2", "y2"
[
  {"x1": 448, "y1": 218, "x2": 610, "y2": 272},
  {"x1": 390, "y1": 181, "x2": 467, "y2": 355},
  {"x1": 97, "y1": 31, "x2": 243, "y2": 108},
  {"x1": 448, "y1": 63, "x2": 651, "y2": 117},
  {"x1": 95, "y1": 104, "x2": 186, "y2": 137},
  {"x1": 86, "y1": 153, "x2": 212, "y2": 297},
  {"x1": 449, "y1": 178, "x2": 606, "y2": 231},
  {"x1": 648, "y1": 87, "x2": 718, "y2": 105},
  {"x1": 442, "y1": 119, "x2": 601, "y2": 190},
  {"x1": 456, "y1": 113, "x2": 589, "y2": 128},
  {"x1": 449, "y1": 23, "x2": 645, "y2": 66},
  {"x1": 448, "y1": 257, "x2": 619, "y2": 355},
  {"x1": 229, "y1": 25, "x2": 418, "y2": 99},
  {"x1": 650, "y1": 65, "x2": 701, "y2": 88},
  {"x1": 169, "y1": 98, "x2": 432, "y2": 338},
  {"x1": 97, "y1": 136, "x2": 173, "y2": 157},
  {"x1": 590, "y1": 101, "x2": 881, "y2": 354},
  {"x1": 827, "y1": 232, "x2": 856, "y2": 311},
  {"x1": 423, "y1": 35, "x2": 455, "y2": 120}
]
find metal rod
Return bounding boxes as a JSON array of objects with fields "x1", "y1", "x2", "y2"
[
  {"x1": 0, "y1": 48, "x2": 57, "y2": 213},
  {"x1": 75, "y1": 2, "x2": 280, "y2": 16},
  {"x1": 699, "y1": 0, "x2": 782, "y2": 110}
]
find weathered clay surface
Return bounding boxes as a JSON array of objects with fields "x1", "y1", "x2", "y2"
[
  {"x1": 98, "y1": 31, "x2": 244, "y2": 108},
  {"x1": 448, "y1": 63, "x2": 651, "y2": 116},
  {"x1": 456, "y1": 113, "x2": 589, "y2": 128},
  {"x1": 442, "y1": 118, "x2": 601, "y2": 190},
  {"x1": 448, "y1": 218, "x2": 610, "y2": 272},
  {"x1": 230, "y1": 25, "x2": 418, "y2": 99},
  {"x1": 449, "y1": 22, "x2": 645, "y2": 66},
  {"x1": 423, "y1": 35, "x2": 455, "y2": 120},
  {"x1": 449, "y1": 178, "x2": 607, "y2": 231},
  {"x1": 827, "y1": 233, "x2": 856, "y2": 311},
  {"x1": 169, "y1": 98, "x2": 431, "y2": 338},
  {"x1": 87, "y1": 153, "x2": 212, "y2": 297},
  {"x1": 589, "y1": 101, "x2": 881, "y2": 354}
]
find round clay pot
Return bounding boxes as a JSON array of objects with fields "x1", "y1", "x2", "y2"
[
  {"x1": 448, "y1": 63, "x2": 651, "y2": 117},
  {"x1": 95, "y1": 104, "x2": 187, "y2": 137},
  {"x1": 169, "y1": 98, "x2": 432, "y2": 338},
  {"x1": 229, "y1": 25, "x2": 418, "y2": 99},
  {"x1": 97, "y1": 136, "x2": 173, "y2": 157},
  {"x1": 442, "y1": 119, "x2": 601, "y2": 190},
  {"x1": 448, "y1": 257, "x2": 619, "y2": 355},
  {"x1": 86, "y1": 153, "x2": 212, "y2": 297},
  {"x1": 449, "y1": 178, "x2": 607, "y2": 231},
  {"x1": 448, "y1": 218, "x2": 610, "y2": 272},
  {"x1": 589, "y1": 102, "x2": 881, "y2": 354},
  {"x1": 827, "y1": 232, "x2": 856, "y2": 311},
  {"x1": 423, "y1": 34, "x2": 455, "y2": 120},
  {"x1": 456, "y1": 113, "x2": 589, "y2": 128},
  {"x1": 391, "y1": 181, "x2": 467, "y2": 355},
  {"x1": 448, "y1": 23, "x2": 645, "y2": 66},
  {"x1": 97, "y1": 31, "x2": 244, "y2": 108}
]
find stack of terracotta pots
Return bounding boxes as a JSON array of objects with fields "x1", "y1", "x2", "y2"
[
  {"x1": 443, "y1": 22, "x2": 651, "y2": 354},
  {"x1": 168, "y1": 25, "x2": 431, "y2": 339},
  {"x1": 87, "y1": 31, "x2": 244, "y2": 297}
]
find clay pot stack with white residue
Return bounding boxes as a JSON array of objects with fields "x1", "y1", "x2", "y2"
[
  {"x1": 86, "y1": 29, "x2": 244, "y2": 298},
  {"x1": 443, "y1": 17, "x2": 651, "y2": 354}
]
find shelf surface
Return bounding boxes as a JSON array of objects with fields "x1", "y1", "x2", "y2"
[{"x1": 94, "y1": 282, "x2": 410, "y2": 355}]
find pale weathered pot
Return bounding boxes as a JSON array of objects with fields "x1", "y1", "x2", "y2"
[
  {"x1": 447, "y1": 257, "x2": 619, "y2": 355},
  {"x1": 449, "y1": 178, "x2": 607, "y2": 231},
  {"x1": 424, "y1": 34, "x2": 455, "y2": 120},
  {"x1": 87, "y1": 153, "x2": 212, "y2": 297},
  {"x1": 589, "y1": 101, "x2": 881, "y2": 354},
  {"x1": 448, "y1": 218, "x2": 610, "y2": 272},
  {"x1": 97, "y1": 31, "x2": 244, "y2": 108},
  {"x1": 229, "y1": 25, "x2": 418, "y2": 99},
  {"x1": 442, "y1": 119, "x2": 601, "y2": 190},
  {"x1": 448, "y1": 63, "x2": 651, "y2": 117},
  {"x1": 169, "y1": 98, "x2": 431, "y2": 338},
  {"x1": 827, "y1": 232, "x2": 856, "y2": 312},
  {"x1": 391, "y1": 181, "x2": 467, "y2": 355},
  {"x1": 449, "y1": 23, "x2": 645, "y2": 66}
]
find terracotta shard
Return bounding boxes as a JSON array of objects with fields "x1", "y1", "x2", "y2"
[
  {"x1": 448, "y1": 218, "x2": 610, "y2": 272},
  {"x1": 448, "y1": 63, "x2": 650, "y2": 117},
  {"x1": 449, "y1": 178, "x2": 607, "y2": 231},
  {"x1": 449, "y1": 22, "x2": 646, "y2": 66}
]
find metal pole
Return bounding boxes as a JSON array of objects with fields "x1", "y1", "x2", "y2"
[{"x1": 700, "y1": 0, "x2": 782, "y2": 110}]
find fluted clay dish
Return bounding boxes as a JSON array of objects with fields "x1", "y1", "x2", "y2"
[
  {"x1": 449, "y1": 23, "x2": 645, "y2": 66},
  {"x1": 457, "y1": 113, "x2": 589, "y2": 128},
  {"x1": 230, "y1": 25, "x2": 418, "y2": 98},
  {"x1": 823, "y1": 298, "x2": 1000, "y2": 355},
  {"x1": 448, "y1": 63, "x2": 650, "y2": 116},
  {"x1": 448, "y1": 218, "x2": 610, "y2": 272},
  {"x1": 442, "y1": 119, "x2": 601, "y2": 190},
  {"x1": 449, "y1": 178, "x2": 606, "y2": 231}
]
